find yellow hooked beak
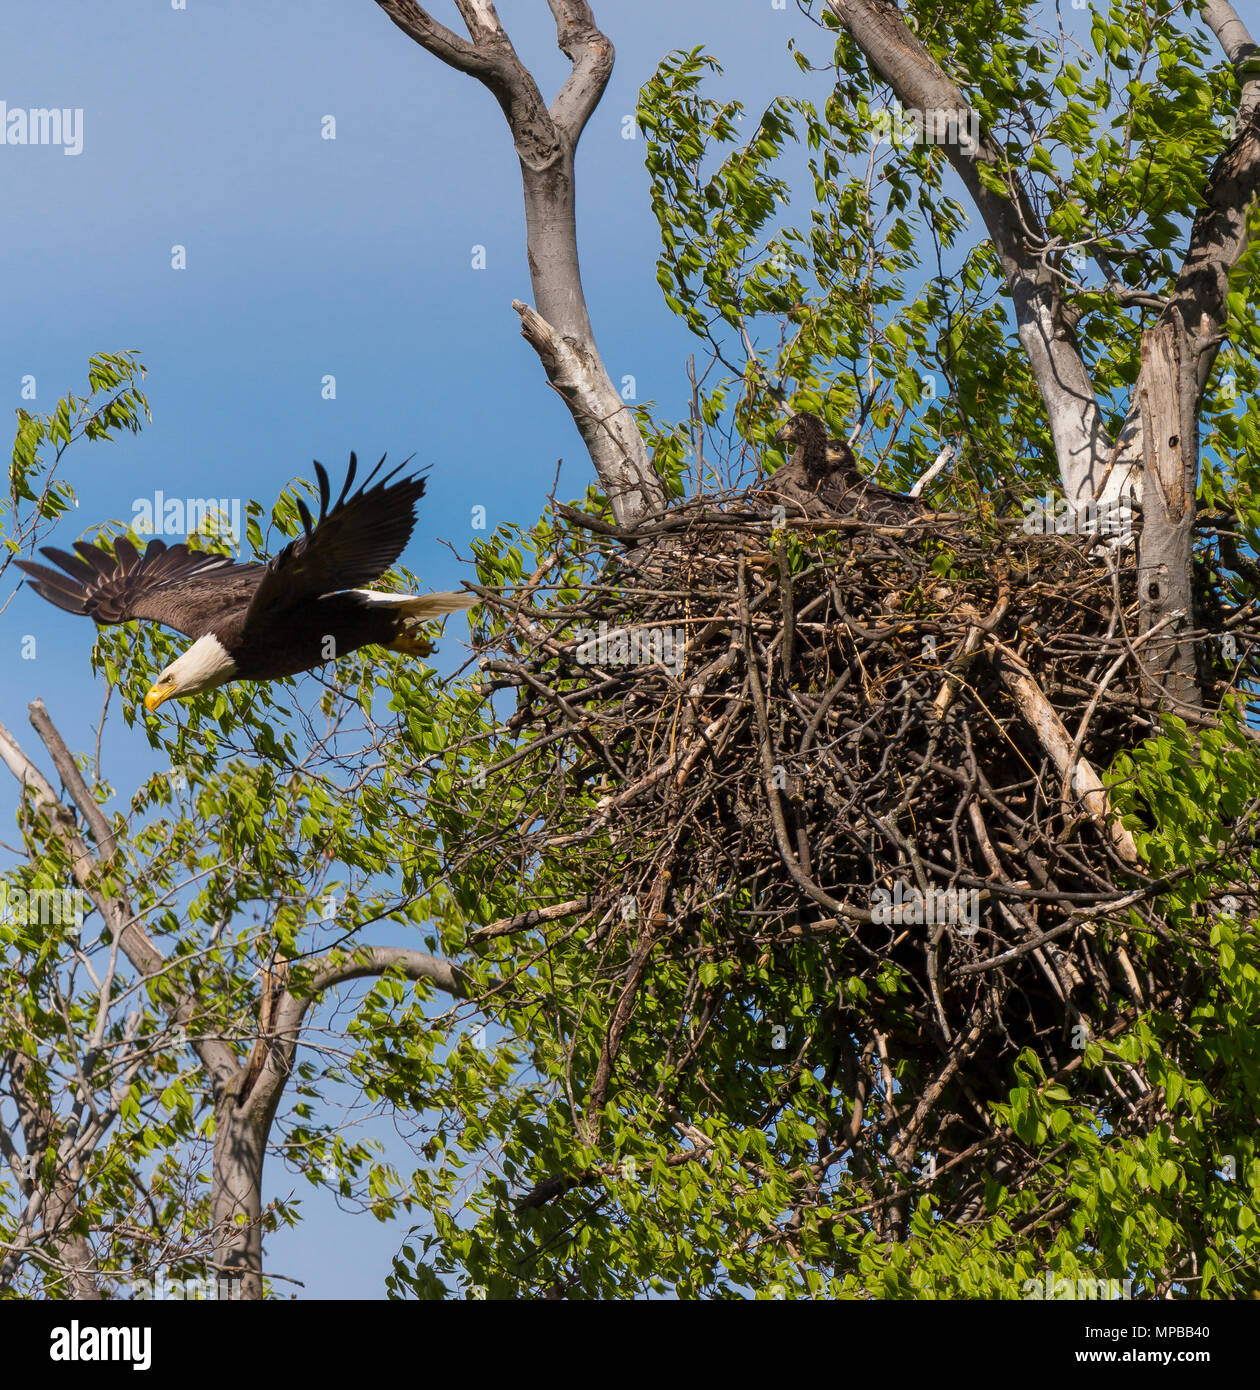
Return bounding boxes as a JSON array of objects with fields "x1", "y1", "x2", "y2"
[{"x1": 144, "y1": 682, "x2": 175, "y2": 713}]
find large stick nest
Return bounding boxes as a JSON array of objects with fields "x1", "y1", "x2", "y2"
[{"x1": 451, "y1": 489, "x2": 1258, "y2": 1230}]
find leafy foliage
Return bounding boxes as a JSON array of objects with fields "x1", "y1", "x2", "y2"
[{"x1": 2, "y1": 351, "x2": 150, "y2": 592}]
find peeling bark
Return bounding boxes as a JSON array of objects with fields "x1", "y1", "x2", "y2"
[{"x1": 1136, "y1": 321, "x2": 1200, "y2": 707}]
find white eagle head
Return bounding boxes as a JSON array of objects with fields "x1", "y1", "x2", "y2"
[{"x1": 145, "y1": 634, "x2": 239, "y2": 712}]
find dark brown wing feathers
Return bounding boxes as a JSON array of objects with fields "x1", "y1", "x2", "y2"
[
  {"x1": 15, "y1": 538, "x2": 262, "y2": 638},
  {"x1": 244, "y1": 452, "x2": 427, "y2": 626}
]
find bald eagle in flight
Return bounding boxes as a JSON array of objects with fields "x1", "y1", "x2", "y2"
[
  {"x1": 771, "y1": 412, "x2": 923, "y2": 524},
  {"x1": 15, "y1": 452, "x2": 475, "y2": 714}
]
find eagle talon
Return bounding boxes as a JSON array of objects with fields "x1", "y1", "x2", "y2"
[{"x1": 388, "y1": 628, "x2": 436, "y2": 659}]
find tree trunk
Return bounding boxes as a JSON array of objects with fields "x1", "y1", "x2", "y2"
[
  {"x1": 1136, "y1": 318, "x2": 1201, "y2": 709},
  {"x1": 211, "y1": 1090, "x2": 269, "y2": 1300}
]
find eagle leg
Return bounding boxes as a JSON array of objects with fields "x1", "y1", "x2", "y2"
[{"x1": 386, "y1": 626, "x2": 436, "y2": 659}]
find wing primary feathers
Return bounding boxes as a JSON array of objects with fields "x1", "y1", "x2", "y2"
[
  {"x1": 242, "y1": 450, "x2": 432, "y2": 624},
  {"x1": 332, "y1": 452, "x2": 358, "y2": 514},
  {"x1": 113, "y1": 536, "x2": 140, "y2": 569},
  {"x1": 19, "y1": 450, "x2": 448, "y2": 652},
  {"x1": 73, "y1": 541, "x2": 119, "y2": 579},
  {"x1": 375, "y1": 455, "x2": 416, "y2": 493},
  {"x1": 313, "y1": 459, "x2": 332, "y2": 521},
  {"x1": 361, "y1": 455, "x2": 414, "y2": 502},
  {"x1": 39, "y1": 545, "x2": 99, "y2": 585},
  {"x1": 361, "y1": 452, "x2": 389, "y2": 490},
  {"x1": 14, "y1": 562, "x2": 92, "y2": 614},
  {"x1": 354, "y1": 452, "x2": 400, "y2": 500},
  {"x1": 16, "y1": 536, "x2": 261, "y2": 636},
  {"x1": 326, "y1": 451, "x2": 421, "y2": 522}
]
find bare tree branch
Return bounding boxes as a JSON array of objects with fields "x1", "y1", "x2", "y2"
[
  {"x1": 240, "y1": 947, "x2": 469, "y2": 1128},
  {"x1": 373, "y1": 0, "x2": 665, "y2": 525},
  {"x1": 375, "y1": 2, "x2": 484, "y2": 72},
  {"x1": 547, "y1": 0, "x2": 616, "y2": 142}
]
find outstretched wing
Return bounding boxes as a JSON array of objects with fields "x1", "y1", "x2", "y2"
[
  {"x1": 243, "y1": 452, "x2": 427, "y2": 628},
  {"x1": 15, "y1": 537, "x2": 263, "y2": 639}
]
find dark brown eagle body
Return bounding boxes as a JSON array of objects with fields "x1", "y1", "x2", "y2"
[
  {"x1": 769, "y1": 413, "x2": 923, "y2": 524},
  {"x1": 16, "y1": 452, "x2": 475, "y2": 711},
  {"x1": 202, "y1": 591, "x2": 408, "y2": 682}
]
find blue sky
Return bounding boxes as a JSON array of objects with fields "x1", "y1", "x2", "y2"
[{"x1": 0, "y1": 0, "x2": 843, "y2": 1299}]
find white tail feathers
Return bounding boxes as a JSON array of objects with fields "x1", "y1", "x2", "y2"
[
  {"x1": 352, "y1": 588, "x2": 477, "y2": 618},
  {"x1": 402, "y1": 591, "x2": 478, "y2": 619}
]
